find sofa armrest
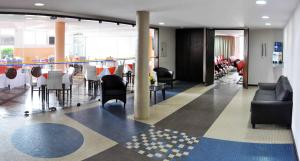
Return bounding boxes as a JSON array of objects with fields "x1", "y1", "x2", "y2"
[
  {"x1": 251, "y1": 101, "x2": 293, "y2": 111},
  {"x1": 258, "y1": 83, "x2": 277, "y2": 90},
  {"x1": 168, "y1": 71, "x2": 174, "y2": 79}
]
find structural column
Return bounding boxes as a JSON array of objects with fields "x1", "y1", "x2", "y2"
[
  {"x1": 55, "y1": 21, "x2": 65, "y2": 70},
  {"x1": 134, "y1": 11, "x2": 150, "y2": 120}
]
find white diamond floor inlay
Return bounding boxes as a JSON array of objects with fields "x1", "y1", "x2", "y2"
[{"x1": 124, "y1": 126, "x2": 198, "y2": 161}]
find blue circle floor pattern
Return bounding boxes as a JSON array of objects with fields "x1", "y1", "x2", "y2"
[{"x1": 11, "y1": 123, "x2": 84, "y2": 158}]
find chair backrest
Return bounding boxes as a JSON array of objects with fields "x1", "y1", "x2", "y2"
[
  {"x1": 101, "y1": 75, "x2": 125, "y2": 90},
  {"x1": 153, "y1": 67, "x2": 172, "y2": 78},
  {"x1": 47, "y1": 71, "x2": 63, "y2": 90},
  {"x1": 85, "y1": 65, "x2": 97, "y2": 81},
  {"x1": 31, "y1": 66, "x2": 42, "y2": 78},
  {"x1": 68, "y1": 67, "x2": 75, "y2": 76},
  {"x1": 115, "y1": 65, "x2": 124, "y2": 77},
  {"x1": 6, "y1": 68, "x2": 17, "y2": 79}
]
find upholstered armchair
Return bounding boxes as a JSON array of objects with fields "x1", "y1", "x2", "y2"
[
  {"x1": 101, "y1": 75, "x2": 128, "y2": 109},
  {"x1": 153, "y1": 67, "x2": 174, "y2": 88}
]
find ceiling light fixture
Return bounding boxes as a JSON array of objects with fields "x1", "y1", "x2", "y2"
[
  {"x1": 159, "y1": 22, "x2": 165, "y2": 25},
  {"x1": 262, "y1": 16, "x2": 270, "y2": 19},
  {"x1": 265, "y1": 23, "x2": 271, "y2": 26},
  {"x1": 34, "y1": 2, "x2": 45, "y2": 6},
  {"x1": 256, "y1": 0, "x2": 267, "y2": 5}
]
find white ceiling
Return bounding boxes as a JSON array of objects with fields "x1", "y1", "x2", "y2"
[{"x1": 0, "y1": 0, "x2": 299, "y2": 28}]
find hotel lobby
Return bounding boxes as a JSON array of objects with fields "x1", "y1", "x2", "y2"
[{"x1": 0, "y1": 0, "x2": 299, "y2": 161}]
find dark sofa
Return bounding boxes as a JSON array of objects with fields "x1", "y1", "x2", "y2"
[{"x1": 251, "y1": 76, "x2": 293, "y2": 128}]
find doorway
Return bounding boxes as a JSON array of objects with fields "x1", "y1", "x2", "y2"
[
  {"x1": 205, "y1": 29, "x2": 249, "y2": 88},
  {"x1": 213, "y1": 30, "x2": 245, "y2": 84}
]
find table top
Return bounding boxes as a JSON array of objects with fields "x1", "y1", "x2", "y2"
[{"x1": 149, "y1": 83, "x2": 166, "y2": 91}]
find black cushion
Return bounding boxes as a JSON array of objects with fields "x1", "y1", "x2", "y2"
[{"x1": 253, "y1": 90, "x2": 276, "y2": 101}]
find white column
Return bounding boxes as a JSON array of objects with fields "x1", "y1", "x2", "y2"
[{"x1": 134, "y1": 11, "x2": 150, "y2": 120}]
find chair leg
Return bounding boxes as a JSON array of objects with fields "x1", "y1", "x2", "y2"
[
  {"x1": 31, "y1": 85, "x2": 34, "y2": 98},
  {"x1": 70, "y1": 85, "x2": 72, "y2": 99},
  {"x1": 252, "y1": 123, "x2": 255, "y2": 129},
  {"x1": 124, "y1": 102, "x2": 126, "y2": 109}
]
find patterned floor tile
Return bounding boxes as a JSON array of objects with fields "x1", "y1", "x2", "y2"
[
  {"x1": 124, "y1": 126, "x2": 199, "y2": 160},
  {"x1": 181, "y1": 137, "x2": 298, "y2": 161}
]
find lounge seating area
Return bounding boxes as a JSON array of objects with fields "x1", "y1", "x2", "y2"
[
  {"x1": 251, "y1": 76, "x2": 293, "y2": 128},
  {"x1": 0, "y1": 1, "x2": 300, "y2": 161}
]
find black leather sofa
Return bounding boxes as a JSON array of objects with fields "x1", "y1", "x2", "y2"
[
  {"x1": 153, "y1": 67, "x2": 174, "y2": 88},
  {"x1": 251, "y1": 76, "x2": 293, "y2": 128}
]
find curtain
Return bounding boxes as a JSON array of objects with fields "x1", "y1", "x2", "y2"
[{"x1": 214, "y1": 36, "x2": 235, "y2": 58}]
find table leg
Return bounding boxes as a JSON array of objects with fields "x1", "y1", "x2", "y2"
[
  {"x1": 41, "y1": 85, "x2": 46, "y2": 111},
  {"x1": 162, "y1": 89, "x2": 166, "y2": 100},
  {"x1": 62, "y1": 84, "x2": 65, "y2": 106},
  {"x1": 154, "y1": 91, "x2": 157, "y2": 104}
]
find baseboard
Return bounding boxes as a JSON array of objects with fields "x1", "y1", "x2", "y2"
[
  {"x1": 292, "y1": 131, "x2": 299, "y2": 161},
  {"x1": 248, "y1": 84, "x2": 258, "y2": 87}
]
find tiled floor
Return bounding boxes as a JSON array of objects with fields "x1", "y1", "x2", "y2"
[{"x1": 0, "y1": 74, "x2": 297, "y2": 161}]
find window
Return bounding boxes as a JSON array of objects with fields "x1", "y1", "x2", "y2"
[{"x1": 23, "y1": 31, "x2": 35, "y2": 45}]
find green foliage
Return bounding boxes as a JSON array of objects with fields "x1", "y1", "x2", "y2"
[{"x1": 1, "y1": 48, "x2": 13, "y2": 59}]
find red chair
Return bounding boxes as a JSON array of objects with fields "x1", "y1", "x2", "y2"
[{"x1": 236, "y1": 60, "x2": 245, "y2": 75}]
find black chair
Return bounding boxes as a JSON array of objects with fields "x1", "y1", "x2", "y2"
[
  {"x1": 153, "y1": 67, "x2": 174, "y2": 88},
  {"x1": 101, "y1": 75, "x2": 128, "y2": 109},
  {"x1": 251, "y1": 76, "x2": 293, "y2": 128}
]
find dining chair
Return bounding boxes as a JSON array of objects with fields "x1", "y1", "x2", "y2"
[
  {"x1": 5, "y1": 67, "x2": 17, "y2": 89},
  {"x1": 84, "y1": 65, "x2": 99, "y2": 90},
  {"x1": 46, "y1": 71, "x2": 63, "y2": 106},
  {"x1": 30, "y1": 66, "x2": 42, "y2": 97},
  {"x1": 67, "y1": 66, "x2": 75, "y2": 97},
  {"x1": 115, "y1": 64, "x2": 124, "y2": 78}
]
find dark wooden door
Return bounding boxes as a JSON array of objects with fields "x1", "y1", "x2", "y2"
[
  {"x1": 176, "y1": 29, "x2": 204, "y2": 82},
  {"x1": 205, "y1": 29, "x2": 215, "y2": 86}
]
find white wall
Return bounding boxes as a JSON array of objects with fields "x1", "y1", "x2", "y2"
[
  {"x1": 284, "y1": 2, "x2": 300, "y2": 157},
  {"x1": 248, "y1": 29, "x2": 283, "y2": 85},
  {"x1": 158, "y1": 27, "x2": 176, "y2": 74}
]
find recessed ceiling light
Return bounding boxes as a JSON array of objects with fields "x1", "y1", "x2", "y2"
[
  {"x1": 34, "y1": 3, "x2": 45, "y2": 6},
  {"x1": 256, "y1": 0, "x2": 267, "y2": 5},
  {"x1": 159, "y1": 22, "x2": 165, "y2": 25},
  {"x1": 265, "y1": 23, "x2": 271, "y2": 26},
  {"x1": 262, "y1": 16, "x2": 270, "y2": 19}
]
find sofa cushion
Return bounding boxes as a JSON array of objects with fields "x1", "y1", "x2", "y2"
[
  {"x1": 253, "y1": 90, "x2": 276, "y2": 101},
  {"x1": 256, "y1": 89, "x2": 275, "y2": 96}
]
